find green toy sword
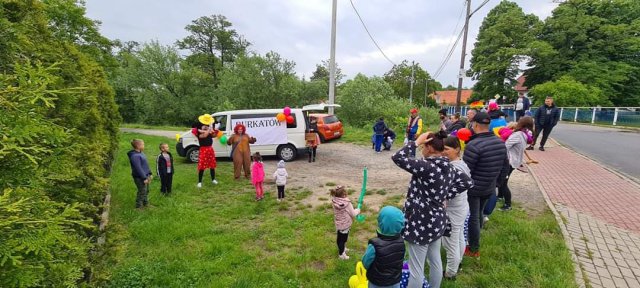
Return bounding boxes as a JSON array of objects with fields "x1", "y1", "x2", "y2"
[{"x1": 356, "y1": 167, "x2": 367, "y2": 222}]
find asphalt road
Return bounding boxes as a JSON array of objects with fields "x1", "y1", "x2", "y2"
[{"x1": 550, "y1": 123, "x2": 640, "y2": 180}]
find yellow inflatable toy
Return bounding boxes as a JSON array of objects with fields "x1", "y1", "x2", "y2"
[{"x1": 348, "y1": 261, "x2": 368, "y2": 288}]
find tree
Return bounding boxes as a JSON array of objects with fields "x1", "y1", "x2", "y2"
[
  {"x1": 310, "y1": 60, "x2": 344, "y2": 84},
  {"x1": 529, "y1": 76, "x2": 608, "y2": 107},
  {"x1": 383, "y1": 60, "x2": 442, "y2": 107},
  {"x1": 215, "y1": 51, "x2": 303, "y2": 109},
  {"x1": 338, "y1": 74, "x2": 413, "y2": 129},
  {"x1": 469, "y1": 1, "x2": 542, "y2": 103},
  {"x1": 176, "y1": 15, "x2": 250, "y2": 87},
  {"x1": 525, "y1": 0, "x2": 640, "y2": 106}
]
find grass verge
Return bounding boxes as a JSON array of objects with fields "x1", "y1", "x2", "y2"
[
  {"x1": 97, "y1": 132, "x2": 576, "y2": 288},
  {"x1": 121, "y1": 123, "x2": 187, "y2": 131}
]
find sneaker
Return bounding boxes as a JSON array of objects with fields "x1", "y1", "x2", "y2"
[
  {"x1": 443, "y1": 271, "x2": 457, "y2": 280},
  {"x1": 344, "y1": 247, "x2": 350, "y2": 253},
  {"x1": 526, "y1": 146, "x2": 534, "y2": 151},
  {"x1": 500, "y1": 205, "x2": 512, "y2": 211},
  {"x1": 212, "y1": 179, "x2": 218, "y2": 185},
  {"x1": 539, "y1": 147, "x2": 545, "y2": 151},
  {"x1": 464, "y1": 249, "x2": 479, "y2": 258},
  {"x1": 277, "y1": 198, "x2": 281, "y2": 202},
  {"x1": 339, "y1": 253, "x2": 350, "y2": 260},
  {"x1": 483, "y1": 216, "x2": 489, "y2": 225},
  {"x1": 197, "y1": 182, "x2": 202, "y2": 188}
]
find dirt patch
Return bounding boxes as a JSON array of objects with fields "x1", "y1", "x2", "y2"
[
  {"x1": 508, "y1": 167, "x2": 547, "y2": 216},
  {"x1": 259, "y1": 142, "x2": 411, "y2": 213}
]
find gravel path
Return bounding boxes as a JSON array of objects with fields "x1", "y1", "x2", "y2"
[{"x1": 120, "y1": 127, "x2": 547, "y2": 214}]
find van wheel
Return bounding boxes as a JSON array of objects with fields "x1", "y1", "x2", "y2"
[
  {"x1": 186, "y1": 147, "x2": 200, "y2": 163},
  {"x1": 277, "y1": 144, "x2": 296, "y2": 162}
]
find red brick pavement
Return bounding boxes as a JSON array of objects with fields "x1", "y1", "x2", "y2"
[{"x1": 528, "y1": 145, "x2": 640, "y2": 233}]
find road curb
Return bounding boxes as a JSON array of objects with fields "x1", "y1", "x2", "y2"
[{"x1": 527, "y1": 158, "x2": 587, "y2": 288}]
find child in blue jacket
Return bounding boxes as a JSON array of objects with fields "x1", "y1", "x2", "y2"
[
  {"x1": 128, "y1": 139, "x2": 152, "y2": 209},
  {"x1": 362, "y1": 206, "x2": 406, "y2": 288}
]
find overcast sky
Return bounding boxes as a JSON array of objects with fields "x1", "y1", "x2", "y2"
[{"x1": 84, "y1": 0, "x2": 557, "y2": 88}]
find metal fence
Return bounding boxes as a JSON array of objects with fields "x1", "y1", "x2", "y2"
[{"x1": 445, "y1": 106, "x2": 640, "y2": 127}]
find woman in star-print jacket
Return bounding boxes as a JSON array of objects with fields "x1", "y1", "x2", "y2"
[{"x1": 392, "y1": 130, "x2": 474, "y2": 288}]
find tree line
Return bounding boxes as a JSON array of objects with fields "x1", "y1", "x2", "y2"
[{"x1": 468, "y1": 0, "x2": 640, "y2": 107}]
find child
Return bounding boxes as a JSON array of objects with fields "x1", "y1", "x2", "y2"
[
  {"x1": 156, "y1": 143, "x2": 174, "y2": 195},
  {"x1": 362, "y1": 206, "x2": 406, "y2": 287},
  {"x1": 442, "y1": 136, "x2": 471, "y2": 279},
  {"x1": 273, "y1": 160, "x2": 288, "y2": 202},
  {"x1": 306, "y1": 130, "x2": 321, "y2": 162},
  {"x1": 251, "y1": 152, "x2": 265, "y2": 201},
  {"x1": 127, "y1": 139, "x2": 152, "y2": 209},
  {"x1": 331, "y1": 185, "x2": 360, "y2": 260}
]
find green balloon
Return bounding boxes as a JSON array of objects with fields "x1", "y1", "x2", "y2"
[{"x1": 220, "y1": 135, "x2": 228, "y2": 144}]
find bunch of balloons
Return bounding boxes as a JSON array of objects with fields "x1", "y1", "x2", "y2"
[
  {"x1": 348, "y1": 262, "x2": 368, "y2": 288},
  {"x1": 276, "y1": 106, "x2": 294, "y2": 124}
]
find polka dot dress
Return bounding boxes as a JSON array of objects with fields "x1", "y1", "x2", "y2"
[{"x1": 197, "y1": 146, "x2": 217, "y2": 170}]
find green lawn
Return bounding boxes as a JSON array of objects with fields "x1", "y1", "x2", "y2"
[
  {"x1": 121, "y1": 123, "x2": 187, "y2": 131},
  {"x1": 98, "y1": 132, "x2": 576, "y2": 288}
]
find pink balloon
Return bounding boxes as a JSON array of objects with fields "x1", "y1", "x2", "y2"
[{"x1": 283, "y1": 106, "x2": 291, "y2": 116}]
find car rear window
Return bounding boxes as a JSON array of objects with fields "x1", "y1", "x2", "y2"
[{"x1": 323, "y1": 115, "x2": 339, "y2": 124}]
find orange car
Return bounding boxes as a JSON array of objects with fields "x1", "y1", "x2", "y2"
[{"x1": 309, "y1": 113, "x2": 344, "y2": 142}]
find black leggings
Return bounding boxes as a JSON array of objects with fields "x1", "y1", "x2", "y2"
[
  {"x1": 277, "y1": 185, "x2": 285, "y2": 199},
  {"x1": 498, "y1": 167, "x2": 515, "y2": 206},
  {"x1": 336, "y1": 230, "x2": 349, "y2": 255},
  {"x1": 198, "y1": 169, "x2": 215, "y2": 182},
  {"x1": 308, "y1": 147, "x2": 317, "y2": 162}
]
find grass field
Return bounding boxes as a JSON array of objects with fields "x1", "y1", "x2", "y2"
[
  {"x1": 98, "y1": 132, "x2": 576, "y2": 287},
  {"x1": 121, "y1": 123, "x2": 187, "y2": 131}
]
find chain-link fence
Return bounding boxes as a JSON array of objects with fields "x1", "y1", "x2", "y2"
[{"x1": 445, "y1": 106, "x2": 640, "y2": 127}]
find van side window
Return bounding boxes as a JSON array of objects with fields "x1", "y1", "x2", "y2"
[
  {"x1": 287, "y1": 114, "x2": 297, "y2": 129},
  {"x1": 215, "y1": 115, "x2": 227, "y2": 131}
]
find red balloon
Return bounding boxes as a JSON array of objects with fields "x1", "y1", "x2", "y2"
[
  {"x1": 457, "y1": 128, "x2": 472, "y2": 142},
  {"x1": 286, "y1": 115, "x2": 294, "y2": 124}
]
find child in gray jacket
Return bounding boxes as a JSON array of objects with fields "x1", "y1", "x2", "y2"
[{"x1": 273, "y1": 160, "x2": 288, "y2": 202}]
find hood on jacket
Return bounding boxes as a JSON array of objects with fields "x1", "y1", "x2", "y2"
[
  {"x1": 332, "y1": 196, "x2": 352, "y2": 210},
  {"x1": 377, "y1": 206, "x2": 404, "y2": 236},
  {"x1": 127, "y1": 150, "x2": 140, "y2": 158},
  {"x1": 277, "y1": 160, "x2": 285, "y2": 168}
]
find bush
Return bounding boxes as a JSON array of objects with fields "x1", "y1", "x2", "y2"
[{"x1": 337, "y1": 74, "x2": 439, "y2": 134}]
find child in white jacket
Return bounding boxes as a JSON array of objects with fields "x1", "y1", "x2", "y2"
[{"x1": 273, "y1": 160, "x2": 288, "y2": 201}]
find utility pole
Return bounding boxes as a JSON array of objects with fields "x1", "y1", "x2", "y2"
[
  {"x1": 409, "y1": 61, "x2": 415, "y2": 104},
  {"x1": 455, "y1": 0, "x2": 471, "y2": 113},
  {"x1": 424, "y1": 78, "x2": 429, "y2": 107},
  {"x1": 328, "y1": 0, "x2": 337, "y2": 115}
]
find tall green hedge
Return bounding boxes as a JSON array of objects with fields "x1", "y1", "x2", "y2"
[{"x1": 0, "y1": 0, "x2": 120, "y2": 286}]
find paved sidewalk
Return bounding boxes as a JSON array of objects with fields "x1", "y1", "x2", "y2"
[{"x1": 528, "y1": 141, "x2": 640, "y2": 288}]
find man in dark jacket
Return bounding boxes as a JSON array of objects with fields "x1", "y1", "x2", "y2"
[
  {"x1": 527, "y1": 96, "x2": 560, "y2": 151},
  {"x1": 463, "y1": 112, "x2": 507, "y2": 257},
  {"x1": 373, "y1": 118, "x2": 387, "y2": 153},
  {"x1": 382, "y1": 128, "x2": 396, "y2": 151}
]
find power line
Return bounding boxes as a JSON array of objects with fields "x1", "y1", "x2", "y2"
[
  {"x1": 349, "y1": 0, "x2": 397, "y2": 66},
  {"x1": 435, "y1": 1, "x2": 466, "y2": 74},
  {"x1": 433, "y1": 27, "x2": 464, "y2": 79}
]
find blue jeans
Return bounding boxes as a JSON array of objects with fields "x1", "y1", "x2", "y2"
[
  {"x1": 374, "y1": 134, "x2": 384, "y2": 152},
  {"x1": 483, "y1": 190, "x2": 497, "y2": 216},
  {"x1": 369, "y1": 282, "x2": 401, "y2": 288}
]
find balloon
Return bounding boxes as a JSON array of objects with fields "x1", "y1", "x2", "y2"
[
  {"x1": 219, "y1": 135, "x2": 228, "y2": 144},
  {"x1": 276, "y1": 113, "x2": 286, "y2": 122},
  {"x1": 460, "y1": 139, "x2": 466, "y2": 151},
  {"x1": 348, "y1": 262, "x2": 368, "y2": 288},
  {"x1": 457, "y1": 128, "x2": 472, "y2": 142},
  {"x1": 493, "y1": 127, "x2": 502, "y2": 137},
  {"x1": 283, "y1": 106, "x2": 291, "y2": 116},
  {"x1": 175, "y1": 134, "x2": 181, "y2": 142},
  {"x1": 217, "y1": 130, "x2": 223, "y2": 138},
  {"x1": 286, "y1": 115, "x2": 294, "y2": 124},
  {"x1": 356, "y1": 167, "x2": 368, "y2": 223}
]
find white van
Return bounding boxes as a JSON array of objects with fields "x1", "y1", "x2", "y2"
[{"x1": 176, "y1": 104, "x2": 339, "y2": 162}]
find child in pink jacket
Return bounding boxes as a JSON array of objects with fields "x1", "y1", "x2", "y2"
[
  {"x1": 331, "y1": 185, "x2": 360, "y2": 260},
  {"x1": 251, "y1": 152, "x2": 265, "y2": 201}
]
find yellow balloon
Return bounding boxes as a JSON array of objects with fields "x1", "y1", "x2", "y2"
[
  {"x1": 348, "y1": 262, "x2": 369, "y2": 288},
  {"x1": 460, "y1": 139, "x2": 466, "y2": 151},
  {"x1": 493, "y1": 127, "x2": 502, "y2": 137},
  {"x1": 175, "y1": 134, "x2": 180, "y2": 142},
  {"x1": 348, "y1": 275, "x2": 359, "y2": 288}
]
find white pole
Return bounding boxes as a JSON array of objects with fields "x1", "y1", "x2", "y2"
[
  {"x1": 591, "y1": 107, "x2": 596, "y2": 124},
  {"x1": 574, "y1": 108, "x2": 579, "y2": 122},
  {"x1": 409, "y1": 61, "x2": 415, "y2": 103},
  {"x1": 613, "y1": 108, "x2": 618, "y2": 126},
  {"x1": 328, "y1": 0, "x2": 337, "y2": 115},
  {"x1": 560, "y1": 107, "x2": 564, "y2": 121}
]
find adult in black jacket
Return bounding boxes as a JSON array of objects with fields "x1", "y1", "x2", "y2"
[
  {"x1": 463, "y1": 112, "x2": 507, "y2": 257},
  {"x1": 446, "y1": 113, "x2": 466, "y2": 134},
  {"x1": 382, "y1": 128, "x2": 396, "y2": 150},
  {"x1": 527, "y1": 97, "x2": 560, "y2": 151}
]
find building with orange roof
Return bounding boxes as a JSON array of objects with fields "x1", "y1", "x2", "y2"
[{"x1": 433, "y1": 90, "x2": 473, "y2": 106}]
